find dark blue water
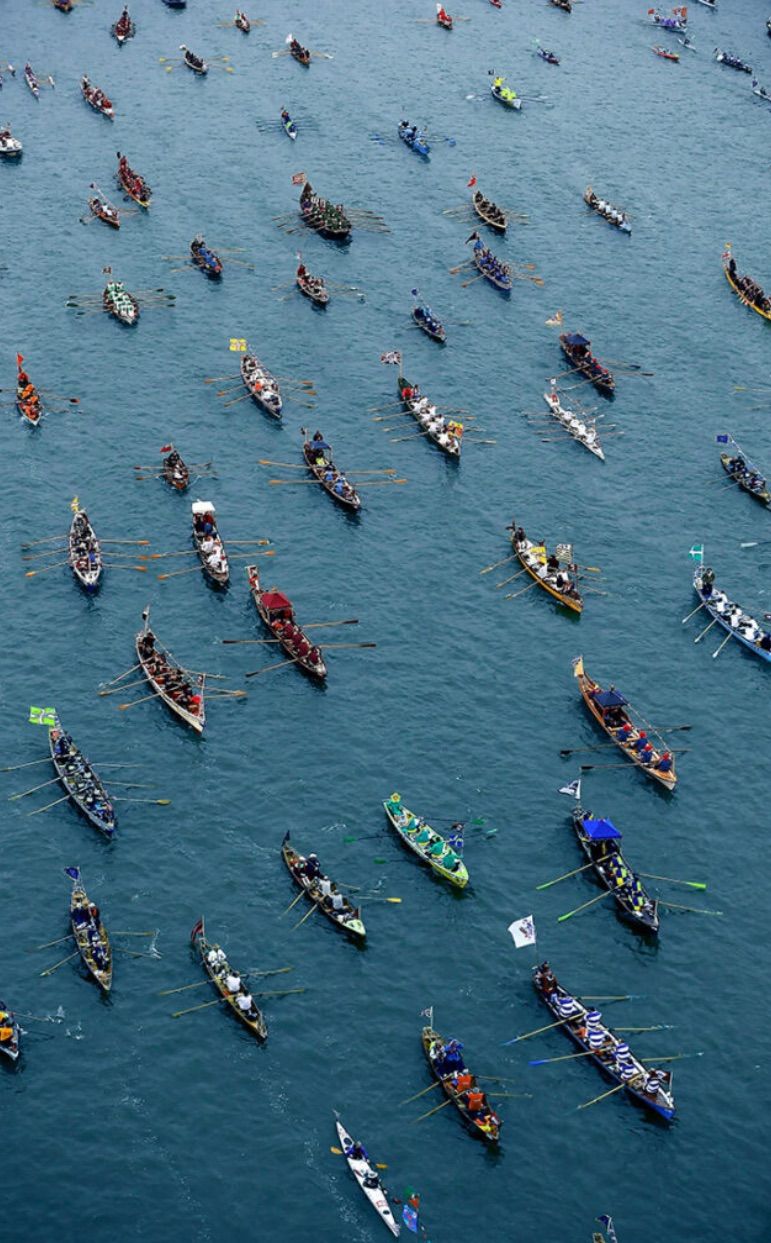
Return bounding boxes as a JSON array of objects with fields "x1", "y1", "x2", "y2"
[{"x1": 3, "y1": 1, "x2": 771, "y2": 1240}]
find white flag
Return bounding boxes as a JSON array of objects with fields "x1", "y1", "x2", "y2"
[
  {"x1": 420, "y1": 1006, "x2": 434, "y2": 1027},
  {"x1": 559, "y1": 778, "x2": 581, "y2": 800},
  {"x1": 508, "y1": 915, "x2": 536, "y2": 949}
]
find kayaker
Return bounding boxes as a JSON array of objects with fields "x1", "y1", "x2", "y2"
[{"x1": 345, "y1": 1139, "x2": 369, "y2": 1161}]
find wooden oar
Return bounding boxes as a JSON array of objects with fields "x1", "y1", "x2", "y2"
[
  {"x1": 318, "y1": 642, "x2": 376, "y2": 650},
  {"x1": 480, "y1": 553, "x2": 515, "y2": 575},
  {"x1": 681, "y1": 602, "x2": 705, "y2": 623},
  {"x1": 496, "y1": 568, "x2": 528, "y2": 589},
  {"x1": 21, "y1": 534, "x2": 68, "y2": 548},
  {"x1": 400, "y1": 1079, "x2": 444, "y2": 1106},
  {"x1": 113, "y1": 797, "x2": 172, "y2": 806},
  {"x1": 529, "y1": 1049, "x2": 599, "y2": 1067},
  {"x1": 9, "y1": 770, "x2": 60, "y2": 800},
  {"x1": 40, "y1": 950, "x2": 80, "y2": 977},
  {"x1": 118, "y1": 692, "x2": 163, "y2": 711},
  {"x1": 99, "y1": 678, "x2": 148, "y2": 696},
  {"x1": 657, "y1": 902, "x2": 722, "y2": 915},
  {"x1": 281, "y1": 891, "x2": 307, "y2": 916},
  {"x1": 1, "y1": 756, "x2": 53, "y2": 773},
  {"x1": 25, "y1": 560, "x2": 70, "y2": 578},
  {"x1": 577, "y1": 1082, "x2": 628, "y2": 1111},
  {"x1": 172, "y1": 997, "x2": 225, "y2": 1019},
  {"x1": 712, "y1": 631, "x2": 734, "y2": 660},
  {"x1": 694, "y1": 617, "x2": 718, "y2": 643},
  {"x1": 291, "y1": 904, "x2": 318, "y2": 931},
  {"x1": 28, "y1": 794, "x2": 71, "y2": 816},
  {"x1": 504, "y1": 580, "x2": 539, "y2": 601},
  {"x1": 245, "y1": 656, "x2": 300, "y2": 679},
  {"x1": 536, "y1": 862, "x2": 594, "y2": 891},
  {"x1": 638, "y1": 873, "x2": 706, "y2": 890},
  {"x1": 33, "y1": 934, "x2": 74, "y2": 951},
  {"x1": 557, "y1": 890, "x2": 613, "y2": 922},
  {"x1": 99, "y1": 663, "x2": 142, "y2": 688},
  {"x1": 503, "y1": 1016, "x2": 574, "y2": 1045},
  {"x1": 412, "y1": 1097, "x2": 454, "y2": 1124}
]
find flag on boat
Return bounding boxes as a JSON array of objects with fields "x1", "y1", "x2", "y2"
[
  {"x1": 508, "y1": 914, "x2": 536, "y2": 948},
  {"x1": 555, "y1": 542, "x2": 573, "y2": 563},
  {"x1": 688, "y1": 544, "x2": 704, "y2": 564},
  {"x1": 64, "y1": 867, "x2": 81, "y2": 882},
  {"x1": 291, "y1": 170, "x2": 306, "y2": 185},
  {"x1": 402, "y1": 1204, "x2": 419, "y2": 1234},
  {"x1": 16, "y1": 353, "x2": 23, "y2": 366},
  {"x1": 410, "y1": 288, "x2": 419, "y2": 297},
  {"x1": 545, "y1": 309, "x2": 564, "y2": 326},
  {"x1": 572, "y1": 655, "x2": 584, "y2": 677},
  {"x1": 559, "y1": 778, "x2": 581, "y2": 799},
  {"x1": 190, "y1": 917, "x2": 204, "y2": 941},
  {"x1": 467, "y1": 175, "x2": 477, "y2": 187},
  {"x1": 380, "y1": 350, "x2": 401, "y2": 365},
  {"x1": 29, "y1": 706, "x2": 56, "y2": 726},
  {"x1": 70, "y1": 496, "x2": 80, "y2": 513},
  {"x1": 160, "y1": 444, "x2": 173, "y2": 453},
  {"x1": 420, "y1": 1006, "x2": 434, "y2": 1026},
  {"x1": 715, "y1": 434, "x2": 730, "y2": 444},
  {"x1": 596, "y1": 1216, "x2": 618, "y2": 1243}
]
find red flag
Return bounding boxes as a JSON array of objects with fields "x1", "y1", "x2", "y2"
[
  {"x1": 16, "y1": 353, "x2": 24, "y2": 366},
  {"x1": 160, "y1": 444, "x2": 173, "y2": 453},
  {"x1": 467, "y1": 175, "x2": 477, "y2": 188},
  {"x1": 190, "y1": 917, "x2": 204, "y2": 942}
]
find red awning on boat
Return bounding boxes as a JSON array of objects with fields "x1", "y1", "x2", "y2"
[{"x1": 261, "y1": 591, "x2": 292, "y2": 611}]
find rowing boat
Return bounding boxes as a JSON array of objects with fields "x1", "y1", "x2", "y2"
[
  {"x1": 103, "y1": 279, "x2": 139, "y2": 325},
  {"x1": 721, "y1": 244, "x2": 771, "y2": 321},
  {"x1": 240, "y1": 354, "x2": 282, "y2": 418},
  {"x1": 67, "y1": 868, "x2": 112, "y2": 992},
  {"x1": 536, "y1": 45, "x2": 560, "y2": 64},
  {"x1": 161, "y1": 444, "x2": 190, "y2": 490},
  {"x1": 0, "y1": 126, "x2": 23, "y2": 158},
  {"x1": 162, "y1": 0, "x2": 186, "y2": 7},
  {"x1": 88, "y1": 193, "x2": 120, "y2": 227},
  {"x1": 69, "y1": 508, "x2": 102, "y2": 591},
  {"x1": 648, "y1": 7, "x2": 687, "y2": 30},
  {"x1": 472, "y1": 188, "x2": 507, "y2": 232},
  {"x1": 299, "y1": 182, "x2": 351, "y2": 240},
  {"x1": 549, "y1": 0, "x2": 571, "y2": 10},
  {"x1": 190, "y1": 236, "x2": 222, "y2": 277},
  {"x1": 334, "y1": 1116, "x2": 400, "y2": 1237},
  {"x1": 571, "y1": 806, "x2": 659, "y2": 933},
  {"x1": 398, "y1": 121, "x2": 431, "y2": 155},
  {"x1": 136, "y1": 607, "x2": 205, "y2": 732},
  {"x1": 54, "y1": 0, "x2": 74, "y2": 11},
  {"x1": 719, "y1": 450, "x2": 771, "y2": 506},
  {"x1": 436, "y1": 5, "x2": 453, "y2": 29},
  {"x1": 560, "y1": 332, "x2": 614, "y2": 394},
  {"x1": 509, "y1": 524, "x2": 583, "y2": 612},
  {"x1": 572, "y1": 656, "x2": 677, "y2": 788},
  {"x1": 302, "y1": 432, "x2": 361, "y2": 511},
  {"x1": 235, "y1": 9, "x2": 250, "y2": 32},
  {"x1": 281, "y1": 109, "x2": 297, "y2": 139},
  {"x1": 24, "y1": 64, "x2": 40, "y2": 98},
  {"x1": 282, "y1": 832, "x2": 366, "y2": 939},
  {"x1": 191, "y1": 500, "x2": 229, "y2": 586},
  {"x1": 81, "y1": 76, "x2": 114, "y2": 119},
  {"x1": 192, "y1": 918, "x2": 267, "y2": 1040},
  {"x1": 532, "y1": 963, "x2": 675, "y2": 1120},
  {"x1": 490, "y1": 77, "x2": 522, "y2": 109},
  {"x1": 583, "y1": 186, "x2": 631, "y2": 232},
  {"x1": 652, "y1": 43, "x2": 680, "y2": 60},
  {"x1": 397, "y1": 374, "x2": 462, "y2": 457},
  {"x1": 421, "y1": 1026, "x2": 501, "y2": 1141},
  {"x1": 288, "y1": 36, "x2": 311, "y2": 65},
  {"x1": 714, "y1": 48, "x2": 751, "y2": 73},
  {"x1": 180, "y1": 44, "x2": 208, "y2": 74},
  {"x1": 752, "y1": 78, "x2": 771, "y2": 103},
  {"x1": 246, "y1": 564, "x2": 327, "y2": 679},
  {"x1": 692, "y1": 567, "x2": 771, "y2": 663},
  {"x1": 296, "y1": 262, "x2": 329, "y2": 305},
  {"x1": 467, "y1": 232, "x2": 512, "y2": 290},
  {"x1": 16, "y1": 360, "x2": 41, "y2": 425},
  {"x1": 382, "y1": 794, "x2": 468, "y2": 886},
  {"x1": 49, "y1": 714, "x2": 116, "y2": 838},
  {"x1": 0, "y1": 1002, "x2": 20, "y2": 1063},
  {"x1": 116, "y1": 151, "x2": 151, "y2": 208},
  {"x1": 541, "y1": 383, "x2": 605, "y2": 459},
  {"x1": 112, "y1": 7, "x2": 135, "y2": 44},
  {"x1": 412, "y1": 303, "x2": 446, "y2": 342}
]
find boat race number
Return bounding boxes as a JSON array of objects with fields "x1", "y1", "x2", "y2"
[{"x1": 229, "y1": 338, "x2": 247, "y2": 351}]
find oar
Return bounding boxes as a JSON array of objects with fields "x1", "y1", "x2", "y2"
[
  {"x1": 33, "y1": 934, "x2": 74, "y2": 951},
  {"x1": 157, "y1": 565, "x2": 203, "y2": 581},
  {"x1": 579, "y1": 763, "x2": 639, "y2": 772},
  {"x1": 530, "y1": 1049, "x2": 600, "y2": 1067},
  {"x1": 330, "y1": 1146, "x2": 388, "y2": 1168},
  {"x1": 412, "y1": 1098, "x2": 454, "y2": 1124},
  {"x1": 118, "y1": 692, "x2": 164, "y2": 711},
  {"x1": 99, "y1": 663, "x2": 142, "y2": 688},
  {"x1": 28, "y1": 794, "x2": 71, "y2": 816},
  {"x1": 504, "y1": 580, "x2": 539, "y2": 601},
  {"x1": 9, "y1": 770, "x2": 61, "y2": 800},
  {"x1": 21, "y1": 534, "x2": 68, "y2": 548},
  {"x1": 682, "y1": 602, "x2": 705, "y2": 624},
  {"x1": 577, "y1": 1082, "x2": 628, "y2": 1111},
  {"x1": 480, "y1": 553, "x2": 516, "y2": 575},
  {"x1": 281, "y1": 891, "x2": 307, "y2": 916},
  {"x1": 99, "y1": 678, "x2": 148, "y2": 696},
  {"x1": 113, "y1": 797, "x2": 172, "y2": 806},
  {"x1": 496, "y1": 568, "x2": 528, "y2": 589},
  {"x1": 292, "y1": 904, "x2": 318, "y2": 930},
  {"x1": 172, "y1": 997, "x2": 225, "y2": 1019},
  {"x1": 400, "y1": 1080, "x2": 444, "y2": 1105},
  {"x1": 640, "y1": 1053, "x2": 703, "y2": 1065},
  {"x1": 557, "y1": 890, "x2": 613, "y2": 922},
  {"x1": 712, "y1": 632, "x2": 734, "y2": 660},
  {"x1": 318, "y1": 643, "x2": 376, "y2": 650},
  {"x1": 694, "y1": 618, "x2": 718, "y2": 643},
  {"x1": 535, "y1": 862, "x2": 594, "y2": 891},
  {"x1": 657, "y1": 902, "x2": 723, "y2": 915},
  {"x1": 245, "y1": 657, "x2": 300, "y2": 679},
  {"x1": 638, "y1": 873, "x2": 706, "y2": 890},
  {"x1": 251, "y1": 987, "x2": 305, "y2": 998},
  {"x1": 25, "y1": 560, "x2": 70, "y2": 578},
  {"x1": 502, "y1": 1016, "x2": 573, "y2": 1045},
  {"x1": 1, "y1": 757, "x2": 53, "y2": 773},
  {"x1": 40, "y1": 950, "x2": 80, "y2": 977}
]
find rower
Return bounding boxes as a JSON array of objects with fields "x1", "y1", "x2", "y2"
[
  {"x1": 345, "y1": 1140, "x2": 368, "y2": 1161},
  {"x1": 236, "y1": 992, "x2": 255, "y2": 1013},
  {"x1": 304, "y1": 853, "x2": 321, "y2": 880},
  {"x1": 225, "y1": 972, "x2": 241, "y2": 993},
  {"x1": 466, "y1": 1088, "x2": 486, "y2": 1115},
  {"x1": 656, "y1": 751, "x2": 673, "y2": 773}
]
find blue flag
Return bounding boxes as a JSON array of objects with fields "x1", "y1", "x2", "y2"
[
  {"x1": 715, "y1": 434, "x2": 729, "y2": 444},
  {"x1": 410, "y1": 288, "x2": 419, "y2": 297},
  {"x1": 402, "y1": 1204, "x2": 419, "y2": 1234},
  {"x1": 64, "y1": 866, "x2": 81, "y2": 882},
  {"x1": 447, "y1": 827, "x2": 464, "y2": 854}
]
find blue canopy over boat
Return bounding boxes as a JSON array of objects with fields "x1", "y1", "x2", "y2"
[
  {"x1": 564, "y1": 333, "x2": 589, "y2": 346},
  {"x1": 592, "y1": 688, "x2": 628, "y2": 708},
  {"x1": 581, "y1": 818, "x2": 622, "y2": 841}
]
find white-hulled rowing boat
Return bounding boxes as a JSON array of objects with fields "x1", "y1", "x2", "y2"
[
  {"x1": 541, "y1": 384, "x2": 605, "y2": 460},
  {"x1": 334, "y1": 1116, "x2": 400, "y2": 1237}
]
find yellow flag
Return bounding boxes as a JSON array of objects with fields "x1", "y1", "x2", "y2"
[{"x1": 70, "y1": 496, "x2": 80, "y2": 513}]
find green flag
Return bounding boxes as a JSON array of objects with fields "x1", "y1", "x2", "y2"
[{"x1": 29, "y1": 706, "x2": 56, "y2": 726}]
